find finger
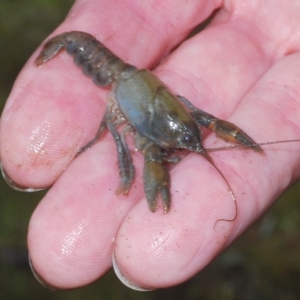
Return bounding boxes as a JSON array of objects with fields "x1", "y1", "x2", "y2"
[
  {"x1": 112, "y1": 3, "x2": 300, "y2": 289},
  {"x1": 27, "y1": 139, "x2": 144, "y2": 289},
  {"x1": 113, "y1": 54, "x2": 300, "y2": 291},
  {"x1": 0, "y1": 0, "x2": 218, "y2": 188},
  {"x1": 155, "y1": 0, "x2": 300, "y2": 117}
]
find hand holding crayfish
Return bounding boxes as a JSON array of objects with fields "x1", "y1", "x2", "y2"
[{"x1": 1, "y1": 0, "x2": 300, "y2": 291}]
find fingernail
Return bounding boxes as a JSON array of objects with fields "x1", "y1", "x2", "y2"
[
  {"x1": 1, "y1": 163, "x2": 45, "y2": 192},
  {"x1": 28, "y1": 255, "x2": 59, "y2": 291},
  {"x1": 112, "y1": 250, "x2": 153, "y2": 291}
]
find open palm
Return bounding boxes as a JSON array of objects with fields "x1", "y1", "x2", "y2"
[{"x1": 1, "y1": 0, "x2": 300, "y2": 290}]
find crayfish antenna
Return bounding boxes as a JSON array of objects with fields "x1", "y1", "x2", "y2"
[
  {"x1": 199, "y1": 150, "x2": 238, "y2": 229},
  {"x1": 206, "y1": 139, "x2": 300, "y2": 153},
  {"x1": 202, "y1": 138, "x2": 300, "y2": 228}
]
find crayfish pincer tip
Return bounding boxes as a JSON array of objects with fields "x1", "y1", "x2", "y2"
[
  {"x1": 148, "y1": 205, "x2": 157, "y2": 213},
  {"x1": 163, "y1": 207, "x2": 170, "y2": 214},
  {"x1": 34, "y1": 56, "x2": 45, "y2": 66},
  {"x1": 255, "y1": 145, "x2": 263, "y2": 153},
  {"x1": 147, "y1": 200, "x2": 157, "y2": 213}
]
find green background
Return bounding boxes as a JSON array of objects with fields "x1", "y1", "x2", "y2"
[{"x1": 1, "y1": 1, "x2": 300, "y2": 299}]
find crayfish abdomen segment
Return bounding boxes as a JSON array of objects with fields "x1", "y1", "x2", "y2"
[{"x1": 35, "y1": 31, "x2": 136, "y2": 87}]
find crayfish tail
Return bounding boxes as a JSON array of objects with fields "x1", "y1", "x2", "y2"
[{"x1": 35, "y1": 31, "x2": 137, "y2": 87}]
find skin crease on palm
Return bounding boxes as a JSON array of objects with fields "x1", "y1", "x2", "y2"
[{"x1": 1, "y1": 0, "x2": 300, "y2": 291}]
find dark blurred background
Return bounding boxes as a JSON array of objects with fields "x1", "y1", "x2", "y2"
[{"x1": 1, "y1": 1, "x2": 300, "y2": 299}]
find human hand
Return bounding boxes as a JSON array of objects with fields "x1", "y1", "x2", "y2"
[{"x1": 1, "y1": 0, "x2": 300, "y2": 290}]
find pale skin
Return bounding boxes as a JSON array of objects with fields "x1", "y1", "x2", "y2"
[{"x1": 1, "y1": 0, "x2": 300, "y2": 290}]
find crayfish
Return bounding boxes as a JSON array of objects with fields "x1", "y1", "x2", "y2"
[{"x1": 35, "y1": 31, "x2": 265, "y2": 214}]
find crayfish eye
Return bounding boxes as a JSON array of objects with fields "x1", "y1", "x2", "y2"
[{"x1": 182, "y1": 132, "x2": 193, "y2": 144}]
